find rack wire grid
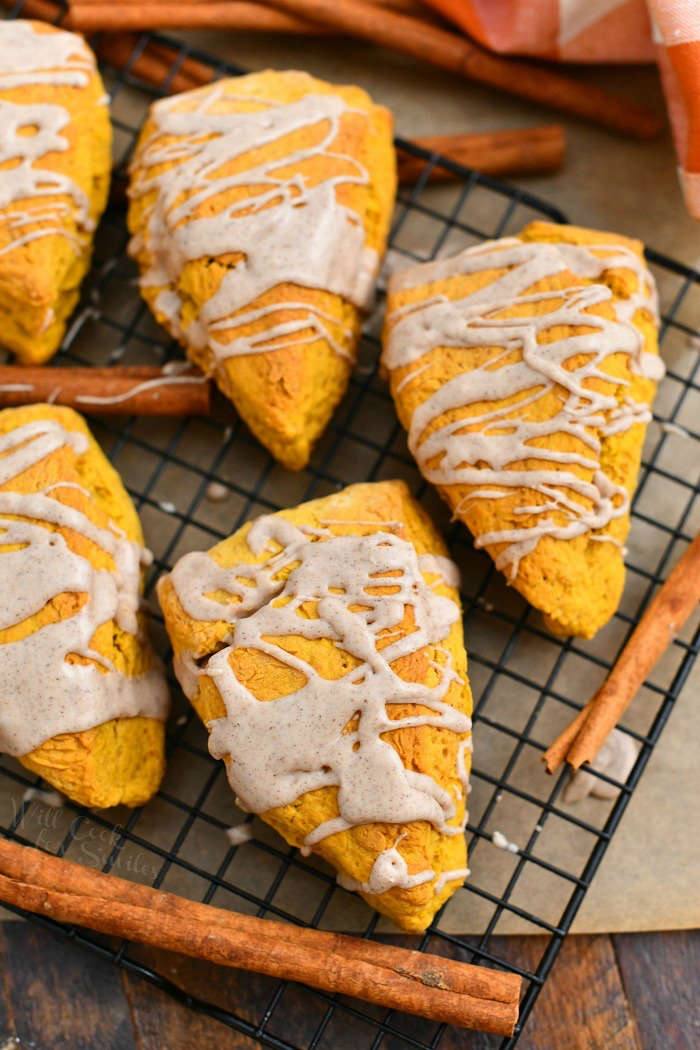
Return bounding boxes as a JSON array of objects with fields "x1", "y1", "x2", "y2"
[{"x1": 2, "y1": 7, "x2": 700, "y2": 1048}]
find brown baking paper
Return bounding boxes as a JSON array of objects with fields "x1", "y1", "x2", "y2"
[{"x1": 1, "y1": 31, "x2": 698, "y2": 937}]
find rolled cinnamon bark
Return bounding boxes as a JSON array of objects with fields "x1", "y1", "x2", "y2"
[
  {"x1": 0, "y1": 838, "x2": 521, "y2": 1036},
  {"x1": 398, "y1": 126, "x2": 565, "y2": 181},
  {"x1": 544, "y1": 531, "x2": 700, "y2": 773},
  {"x1": 0, "y1": 365, "x2": 211, "y2": 416},
  {"x1": 1, "y1": 0, "x2": 667, "y2": 140},
  {"x1": 2, "y1": 0, "x2": 57, "y2": 17},
  {"x1": 266, "y1": 0, "x2": 662, "y2": 139},
  {"x1": 67, "y1": 1, "x2": 329, "y2": 32}
]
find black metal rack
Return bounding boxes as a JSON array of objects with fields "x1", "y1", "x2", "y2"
[{"x1": 2, "y1": 7, "x2": 699, "y2": 1047}]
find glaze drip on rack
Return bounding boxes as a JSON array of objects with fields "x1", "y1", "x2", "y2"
[
  {"x1": 383, "y1": 237, "x2": 662, "y2": 577},
  {"x1": 164, "y1": 515, "x2": 471, "y2": 893},
  {"x1": 0, "y1": 419, "x2": 169, "y2": 755},
  {"x1": 129, "y1": 78, "x2": 377, "y2": 371},
  {"x1": 0, "y1": 22, "x2": 98, "y2": 259}
]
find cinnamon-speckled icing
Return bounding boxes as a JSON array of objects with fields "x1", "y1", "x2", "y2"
[
  {"x1": 0, "y1": 419, "x2": 169, "y2": 755},
  {"x1": 0, "y1": 21, "x2": 97, "y2": 258},
  {"x1": 163, "y1": 515, "x2": 471, "y2": 892},
  {"x1": 128, "y1": 82, "x2": 378, "y2": 372},
  {"x1": 382, "y1": 237, "x2": 662, "y2": 578}
]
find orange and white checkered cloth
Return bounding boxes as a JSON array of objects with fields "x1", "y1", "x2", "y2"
[{"x1": 423, "y1": 0, "x2": 700, "y2": 219}]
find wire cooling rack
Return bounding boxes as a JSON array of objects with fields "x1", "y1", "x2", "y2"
[{"x1": 1, "y1": 7, "x2": 700, "y2": 1048}]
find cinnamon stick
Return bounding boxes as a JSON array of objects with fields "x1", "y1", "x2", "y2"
[
  {"x1": 399, "y1": 125, "x2": 565, "y2": 182},
  {"x1": 67, "y1": 2, "x2": 326, "y2": 33},
  {"x1": 96, "y1": 34, "x2": 214, "y2": 94},
  {"x1": 7, "y1": 0, "x2": 59, "y2": 18},
  {"x1": 101, "y1": 33, "x2": 569, "y2": 184},
  {"x1": 99, "y1": 33, "x2": 569, "y2": 184},
  {"x1": 0, "y1": 838, "x2": 521, "y2": 1035},
  {"x1": 544, "y1": 532, "x2": 700, "y2": 773},
  {"x1": 0, "y1": 365, "x2": 211, "y2": 416},
  {"x1": 263, "y1": 0, "x2": 662, "y2": 139},
  {"x1": 2, "y1": 0, "x2": 666, "y2": 138},
  {"x1": 78, "y1": 0, "x2": 431, "y2": 10}
]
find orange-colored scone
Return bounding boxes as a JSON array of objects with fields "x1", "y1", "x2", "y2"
[
  {"x1": 158, "y1": 480, "x2": 472, "y2": 932},
  {"x1": 0, "y1": 404, "x2": 169, "y2": 808},
  {"x1": 127, "y1": 70, "x2": 396, "y2": 471},
  {"x1": 0, "y1": 21, "x2": 111, "y2": 363},
  {"x1": 382, "y1": 222, "x2": 662, "y2": 639}
]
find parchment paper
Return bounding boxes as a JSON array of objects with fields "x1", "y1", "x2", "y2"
[
  {"x1": 171, "y1": 31, "x2": 700, "y2": 934},
  {"x1": 3, "y1": 30, "x2": 698, "y2": 936}
]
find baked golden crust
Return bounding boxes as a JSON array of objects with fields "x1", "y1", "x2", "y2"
[
  {"x1": 0, "y1": 404, "x2": 166, "y2": 808},
  {"x1": 383, "y1": 222, "x2": 661, "y2": 639},
  {"x1": 0, "y1": 22, "x2": 111, "y2": 364},
  {"x1": 128, "y1": 70, "x2": 396, "y2": 471},
  {"x1": 158, "y1": 480, "x2": 472, "y2": 932}
]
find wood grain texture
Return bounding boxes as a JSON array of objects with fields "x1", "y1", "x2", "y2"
[
  {"x1": 122, "y1": 948, "x2": 258, "y2": 1050},
  {"x1": 0, "y1": 923, "x2": 137, "y2": 1049},
  {"x1": 124, "y1": 943, "x2": 353, "y2": 1049},
  {"x1": 614, "y1": 931, "x2": 700, "y2": 1050},
  {"x1": 0, "y1": 924, "x2": 697, "y2": 1048},
  {"x1": 0, "y1": 836, "x2": 520, "y2": 1035},
  {"x1": 508, "y1": 935, "x2": 642, "y2": 1050}
]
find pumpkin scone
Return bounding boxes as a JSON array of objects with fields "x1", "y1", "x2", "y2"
[
  {"x1": 0, "y1": 404, "x2": 169, "y2": 807},
  {"x1": 382, "y1": 222, "x2": 663, "y2": 639},
  {"x1": 127, "y1": 70, "x2": 396, "y2": 471},
  {"x1": 0, "y1": 21, "x2": 111, "y2": 363},
  {"x1": 158, "y1": 480, "x2": 472, "y2": 932}
]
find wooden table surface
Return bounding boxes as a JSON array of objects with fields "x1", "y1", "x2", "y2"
[{"x1": 0, "y1": 921, "x2": 696, "y2": 1049}]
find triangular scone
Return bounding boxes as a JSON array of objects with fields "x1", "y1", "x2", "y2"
[
  {"x1": 0, "y1": 22, "x2": 111, "y2": 363},
  {"x1": 128, "y1": 70, "x2": 396, "y2": 471},
  {"x1": 158, "y1": 480, "x2": 472, "y2": 932},
  {"x1": 382, "y1": 222, "x2": 662, "y2": 639},
  {"x1": 0, "y1": 405, "x2": 169, "y2": 807}
]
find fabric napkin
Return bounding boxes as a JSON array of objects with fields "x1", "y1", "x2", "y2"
[{"x1": 422, "y1": 0, "x2": 700, "y2": 220}]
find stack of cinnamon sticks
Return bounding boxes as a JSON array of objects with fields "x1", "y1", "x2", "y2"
[
  {"x1": 55, "y1": 0, "x2": 662, "y2": 139},
  {"x1": 68, "y1": 0, "x2": 440, "y2": 34},
  {"x1": 0, "y1": 838, "x2": 522, "y2": 1036},
  {"x1": 4, "y1": 0, "x2": 568, "y2": 183}
]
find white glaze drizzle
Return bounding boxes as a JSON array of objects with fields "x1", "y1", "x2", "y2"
[
  {"x1": 492, "y1": 830, "x2": 519, "y2": 853},
  {"x1": 383, "y1": 237, "x2": 663, "y2": 578},
  {"x1": 563, "y1": 728, "x2": 639, "y2": 803},
  {"x1": 417, "y1": 553, "x2": 461, "y2": 589},
  {"x1": 337, "y1": 841, "x2": 469, "y2": 896},
  {"x1": 75, "y1": 372, "x2": 207, "y2": 407},
  {"x1": 23, "y1": 786, "x2": 65, "y2": 807},
  {"x1": 225, "y1": 822, "x2": 253, "y2": 846},
  {"x1": 161, "y1": 359, "x2": 191, "y2": 375},
  {"x1": 660, "y1": 420, "x2": 692, "y2": 439},
  {"x1": 0, "y1": 419, "x2": 169, "y2": 755},
  {"x1": 433, "y1": 865, "x2": 470, "y2": 894},
  {"x1": 163, "y1": 514, "x2": 470, "y2": 895},
  {"x1": 129, "y1": 78, "x2": 378, "y2": 375},
  {"x1": 205, "y1": 481, "x2": 229, "y2": 503},
  {"x1": 0, "y1": 21, "x2": 93, "y2": 90},
  {"x1": 337, "y1": 836, "x2": 434, "y2": 895},
  {"x1": 0, "y1": 22, "x2": 98, "y2": 258}
]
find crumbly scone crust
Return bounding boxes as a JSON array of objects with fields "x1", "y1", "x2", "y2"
[
  {"x1": 0, "y1": 22, "x2": 111, "y2": 364},
  {"x1": 384, "y1": 222, "x2": 660, "y2": 639},
  {"x1": 159, "y1": 480, "x2": 472, "y2": 931},
  {"x1": 128, "y1": 70, "x2": 396, "y2": 470},
  {"x1": 0, "y1": 404, "x2": 165, "y2": 807}
]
